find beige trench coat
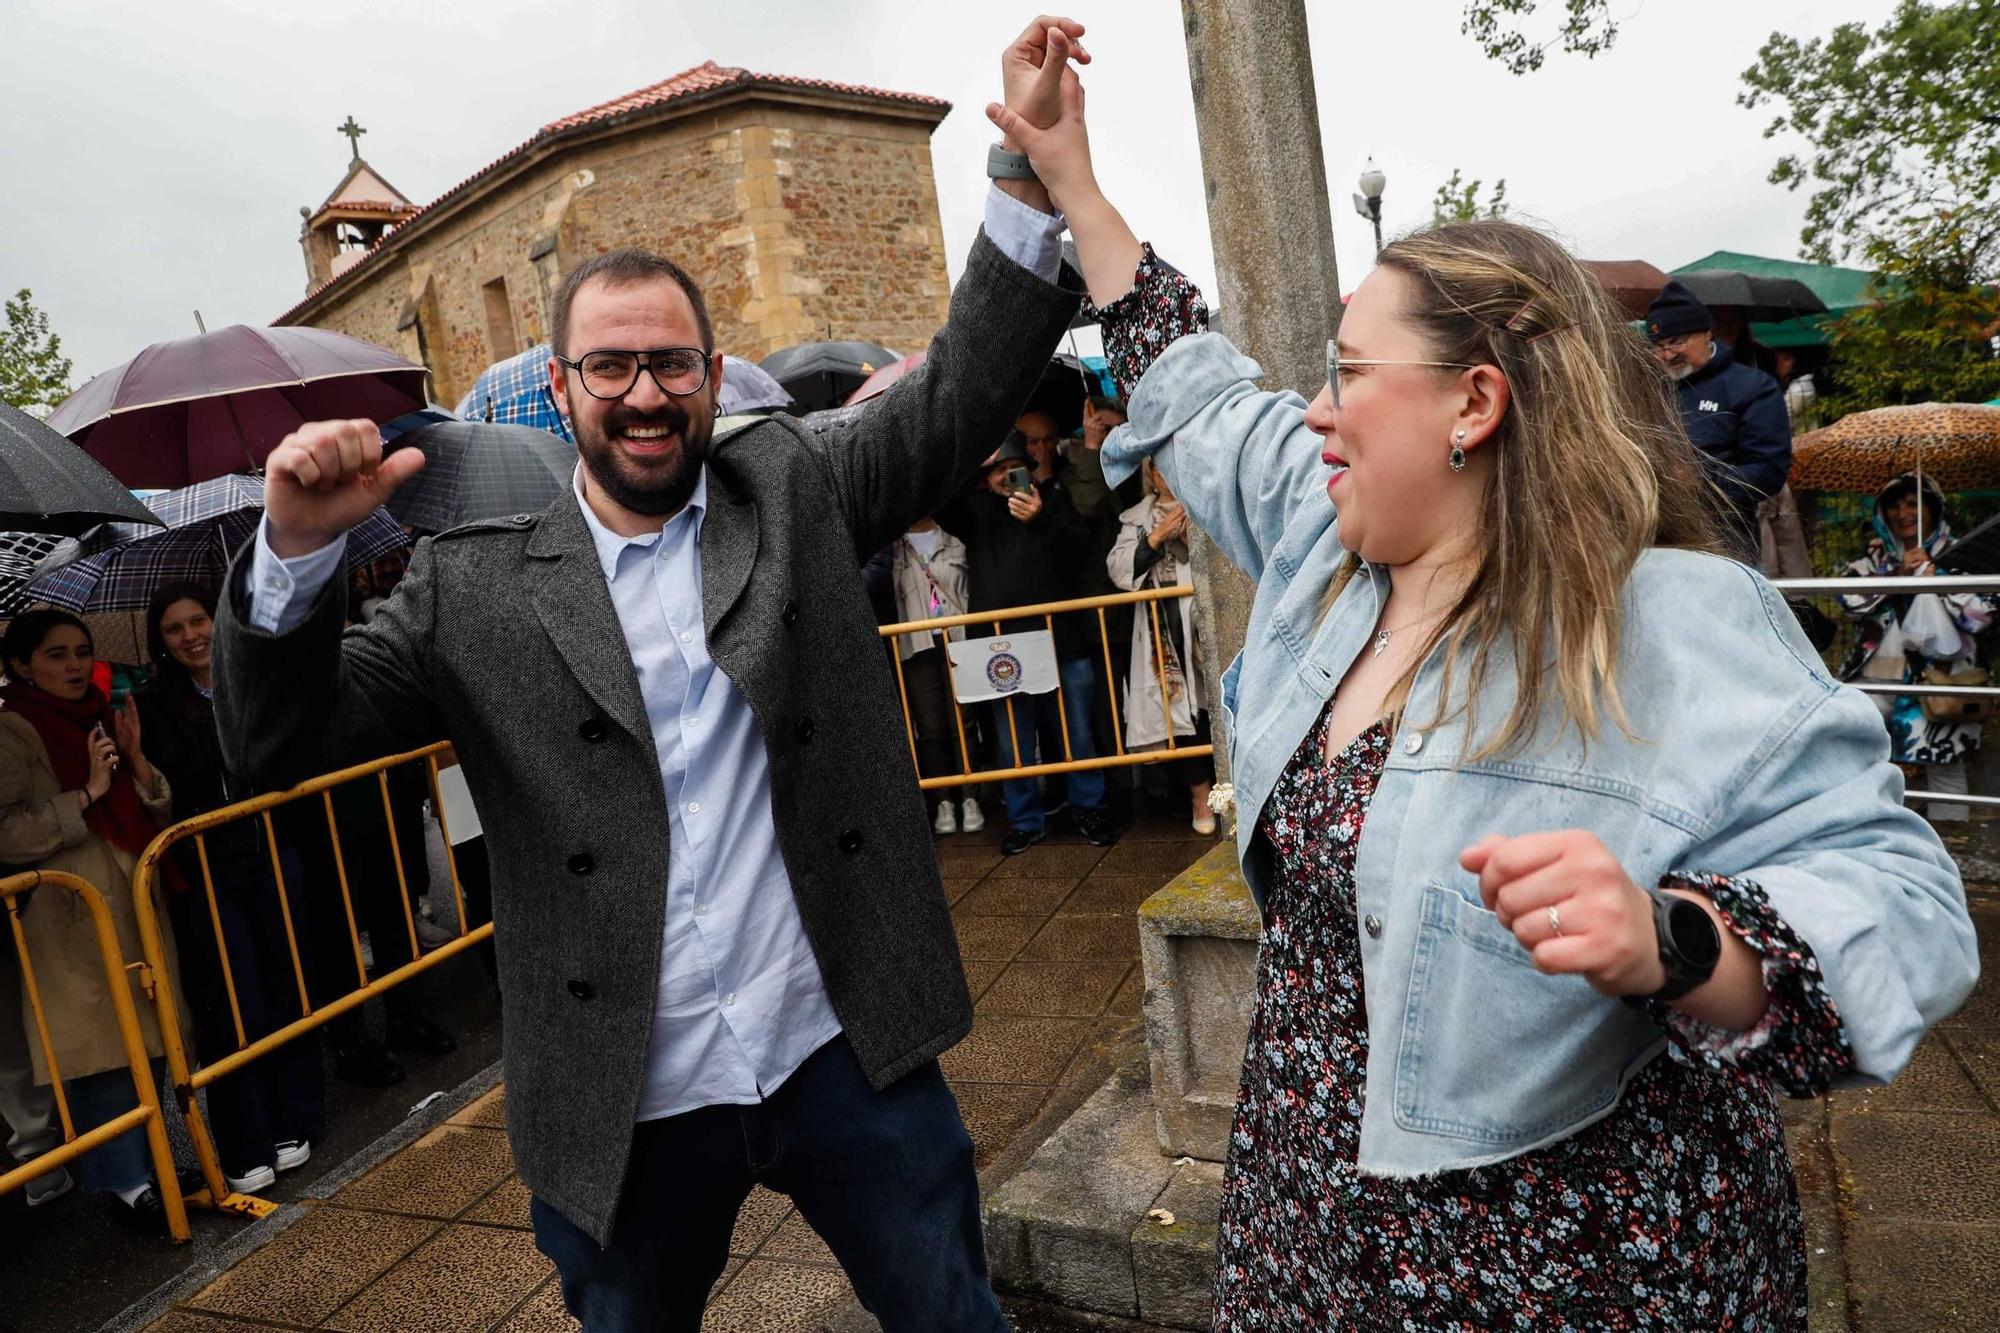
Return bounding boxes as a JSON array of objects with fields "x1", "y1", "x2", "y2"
[
  {"x1": 0, "y1": 712, "x2": 188, "y2": 1084},
  {"x1": 1108, "y1": 493, "x2": 1203, "y2": 748}
]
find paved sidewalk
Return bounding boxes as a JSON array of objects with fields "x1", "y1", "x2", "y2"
[
  {"x1": 133, "y1": 813, "x2": 1215, "y2": 1333},
  {"x1": 127, "y1": 833, "x2": 2000, "y2": 1333}
]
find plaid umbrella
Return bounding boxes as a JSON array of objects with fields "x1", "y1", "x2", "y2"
[
  {"x1": 384, "y1": 421, "x2": 573, "y2": 533},
  {"x1": 0, "y1": 531, "x2": 78, "y2": 614},
  {"x1": 457, "y1": 345, "x2": 571, "y2": 443},
  {"x1": 22, "y1": 474, "x2": 409, "y2": 613}
]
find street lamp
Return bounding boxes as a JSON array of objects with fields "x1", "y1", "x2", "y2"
[{"x1": 1352, "y1": 158, "x2": 1387, "y2": 255}]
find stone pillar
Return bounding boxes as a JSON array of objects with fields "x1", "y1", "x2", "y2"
[{"x1": 1179, "y1": 0, "x2": 1342, "y2": 784}]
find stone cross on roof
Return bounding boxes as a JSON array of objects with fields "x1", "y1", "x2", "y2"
[{"x1": 337, "y1": 115, "x2": 366, "y2": 163}]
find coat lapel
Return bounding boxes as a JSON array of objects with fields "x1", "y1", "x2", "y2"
[
  {"x1": 699, "y1": 462, "x2": 759, "y2": 639},
  {"x1": 526, "y1": 492, "x2": 652, "y2": 746}
]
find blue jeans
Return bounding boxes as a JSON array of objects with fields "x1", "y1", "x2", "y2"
[
  {"x1": 529, "y1": 1038, "x2": 1008, "y2": 1333},
  {"x1": 989, "y1": 656, "x2": 1105, "y2": 834},
  {"x1": 67, "y1": 1059, "x2": 164, "y2": 1193}
]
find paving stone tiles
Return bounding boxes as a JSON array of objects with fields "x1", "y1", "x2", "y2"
[{"x1": 136, "y1": 826, "x2": 1210, "y2": 1331}]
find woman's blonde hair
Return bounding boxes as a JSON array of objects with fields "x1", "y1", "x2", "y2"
[{"x1": 1328, "y1": 219, "x2": 1723, "y2": 758}]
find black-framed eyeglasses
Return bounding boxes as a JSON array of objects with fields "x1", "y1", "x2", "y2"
[
  {"x1": 555, "y1": 347, "x2": 711, "y2": 400},
  {"x1": 1326, "y1": 339, "x2": 1476, "y2": 408}
]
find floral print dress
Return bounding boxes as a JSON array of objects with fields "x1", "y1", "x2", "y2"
[
  {"x1": 1090, "y1": 251, "x2": 1855, "y2": 1331},
  {"x1": 1213, "y1": 708, "x2": 1850, "y2": 1331}
]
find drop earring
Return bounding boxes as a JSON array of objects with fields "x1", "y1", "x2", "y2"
[{"x1": 1449, "y1": 429, "x2": 1468, "y2": 473}]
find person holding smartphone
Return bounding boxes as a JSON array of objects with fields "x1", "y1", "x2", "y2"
[
  {"x1": 936, "y1": 432, "x2": 1116, "y2": 854},
  {"x1": 0, "y1": 610, "x2": 189, "y2": 1234}
]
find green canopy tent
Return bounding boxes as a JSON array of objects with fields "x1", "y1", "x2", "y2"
[{"x1": 1671, "y1": 250, "x2": 1883, "y2": 349}]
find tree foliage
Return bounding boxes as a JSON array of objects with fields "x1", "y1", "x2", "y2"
[
  {"x1": 1432, "y1": 169, "x2": 1510, "y2": 225},
  {"x1": 0, "y1": 289, "x2": 74, "y2": 416},
  {"x1": 1461, "y1": 0, "x2": 1618, "y2": 75},
  {"x1": 1819, "y1": 212, "x2": 2000, "y2": 417},
  {"x1": 1739, "y1": 0, "x2": 2000, "y2": 264}
]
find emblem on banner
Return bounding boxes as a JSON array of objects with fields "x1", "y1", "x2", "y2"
[{"x1": 986, "y1": 643, "x2": 1024, "y2": 693}]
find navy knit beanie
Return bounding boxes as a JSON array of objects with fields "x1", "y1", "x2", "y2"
[{"x1": 1645, "y1": 280, "x2": 1714, "y2": 342}]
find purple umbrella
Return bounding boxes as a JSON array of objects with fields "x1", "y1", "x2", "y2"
[{"x1": 47, "y1": 325, "x2": 428, "y2": 490}]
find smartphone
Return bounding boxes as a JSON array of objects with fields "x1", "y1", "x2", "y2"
[{"x1": 1005, "y1": 466, "x2": 1033, "y2": 496}]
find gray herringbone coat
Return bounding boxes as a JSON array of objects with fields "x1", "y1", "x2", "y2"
[{"x1": 215, "y1": 232, "x2": 1079, "y2": 1242}]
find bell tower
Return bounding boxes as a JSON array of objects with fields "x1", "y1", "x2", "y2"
[{"x1": 299, "y1": 117, "x2": 420, "y2": 291}]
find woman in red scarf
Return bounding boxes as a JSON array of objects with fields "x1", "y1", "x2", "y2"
[{"x1": 1, "y1": 610, "x2": 187, "y2": 1234}]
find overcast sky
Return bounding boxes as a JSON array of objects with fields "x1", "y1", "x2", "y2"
[{"x1": 3, "y1": 0, "x2": 1899, "y2": 388}]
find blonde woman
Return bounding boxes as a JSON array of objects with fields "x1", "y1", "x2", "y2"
[{"x1": 992, "y1": 33, "x2": 1976, "y2": 1328}]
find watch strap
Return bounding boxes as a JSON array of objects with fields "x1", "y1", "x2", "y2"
[{"x1": 986, "y1": 143, "x2": 1038, "y2": 181}]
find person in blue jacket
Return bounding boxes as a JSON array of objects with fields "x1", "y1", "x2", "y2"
[{"x1": 1646, "y1": 279, "x2": 1792, "y2": 560}]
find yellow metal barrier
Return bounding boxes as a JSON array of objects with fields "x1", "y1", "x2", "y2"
[
  {"x1": 0, "y1": 870, "x2": 191, "y2": 1242},
  {"x1": 878, "y1": 586, "x2": 1214, "y2": 790},
  {"x1": 128, "y1": 743, "x2": 488, "y2": 1221}
]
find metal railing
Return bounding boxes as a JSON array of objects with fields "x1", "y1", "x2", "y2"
[
  {"x1": 0, "y1": 870, "x2": 191, "y2": 1241},
  {"x1": 1774, "y1": 572, "x2": 2000, "y2": 809},
  {"x1": 878, "y1": 586, "x2": 1212, "y2": 790},
  {"x1": 127, "y1": 742, "x2": 486, "y2": 1220}
]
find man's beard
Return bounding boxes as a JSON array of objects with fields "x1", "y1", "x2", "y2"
[
  {"x1": 575, "y1": 401, "x2": 713, "y2": 516},
  {"x1": 1664, "y1": 361, "x2": 1695, "y2": 382}
]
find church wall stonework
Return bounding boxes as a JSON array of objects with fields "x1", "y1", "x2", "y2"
[{"x1": 287, "y1": 97, "x2": 953, "y2": 409}]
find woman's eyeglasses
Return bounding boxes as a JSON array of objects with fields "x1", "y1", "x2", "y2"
[{"x1": 1326, "y1": 339, "x2": 1475, "y2": 407}]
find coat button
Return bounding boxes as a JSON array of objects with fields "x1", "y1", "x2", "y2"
[
  {"x1": 795, "y1": 716, "x2": 816, "y2": 744},
  {"x1": 567, "y1": 979, "x2": 595, "y2": 1000},
  {"x1": 1402, "y1": 734, "x2": 1424, "y2": 756},
  {"x1": 837, "y1": 829, "x2": 863, "y2": 854},
  {"x1": 1364, "y1": 914, "x2": 1382, "y2": 938},
  {"x1": 781, "y1": 599, "x2": 799, "y2": 625},
  {"x1": 578, "y1": 717, "x2": 607, "y2": 743},
  {"x1": 568, "y1": 852, "x2": 595, "y2": 876}
]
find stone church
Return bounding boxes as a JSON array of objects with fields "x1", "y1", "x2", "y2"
[{"x1": 276, "y1": 63, "x2": 956, "y2": 407}]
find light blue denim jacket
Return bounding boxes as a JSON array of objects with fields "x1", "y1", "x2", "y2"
[{"x1": 1102, "y1": 332, "x2": 1979, "y2": 1177}]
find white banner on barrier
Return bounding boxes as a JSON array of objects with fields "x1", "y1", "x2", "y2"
[
  {"x1": 947, "y1": 630, "x2": 1060, "y2": 703},
  {"x1": 435, "y1": 765, "x2": 485, "y2": 844}
]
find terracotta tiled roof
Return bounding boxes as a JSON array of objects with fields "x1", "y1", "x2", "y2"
[
  {"x1": 313, "y1": 199, "x2": 419, "y2": 217},
  {"x1": 277, "y1": 61, "x2": 950, "y2": 324}
]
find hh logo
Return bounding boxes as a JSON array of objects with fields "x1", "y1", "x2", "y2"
[{"x1": 1699, "y1": 399, "x2": 1721, "y2": 412}]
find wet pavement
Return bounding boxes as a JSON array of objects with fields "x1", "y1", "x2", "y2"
[
  {"x1": 98, "y1": 812, "x2": 1215, "y2": 1332},
  {"x1": 10, "y1": 811, "x2": 1998, "y2": 1332}
]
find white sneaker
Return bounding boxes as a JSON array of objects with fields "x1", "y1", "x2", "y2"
[
  {"x1": 933, "y1": 801, "x2": 958, "y2": 835},
  {"x1": 225, "y1": 1163, "x2": 276, "y2": 1193},
  {"x1": 24, "y1": 1165, "x2": 72, "y2": 1206},
  {"x1": 415, "y1": 916, "x2": 454, "y2": 951},
  {"x1": 274, "y1": 1139, "x2": 311, "y2": 1172},
  {"x1": 960, "y1": 799, "x2": 986, "y2": 834}
]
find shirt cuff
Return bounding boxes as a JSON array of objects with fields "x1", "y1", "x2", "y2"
[
  {"x1": 982, "y1": 183, "x2": 1066, "y2": 284},
  {"x1": 245, "y1": 516, "x2": 346, "y2": 635}
]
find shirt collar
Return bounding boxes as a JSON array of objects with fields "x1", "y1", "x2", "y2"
[{"x1": 572, "y1": 462, "x2": 708, "y2": 582}]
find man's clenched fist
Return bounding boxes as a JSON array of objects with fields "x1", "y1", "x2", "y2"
[{"x1": 264, "y1": 419, "x2": 425, "y2": 558}]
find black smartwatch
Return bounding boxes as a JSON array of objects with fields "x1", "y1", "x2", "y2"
[{"x1": 1645, "y1": 889, "x2": 1723, "y2": 1002}]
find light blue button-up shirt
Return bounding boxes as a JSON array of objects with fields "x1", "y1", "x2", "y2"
[
  {"x1": 246, "y1": 184, "x2": 1068, "y2": 1118},
  {"x1": 567, "y1": 465, "x2": 841, "y2": 1117}
]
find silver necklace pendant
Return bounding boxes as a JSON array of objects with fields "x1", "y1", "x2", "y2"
[{"x1": 1374, "y1": 628, "x2": 1392, "y2": 657}]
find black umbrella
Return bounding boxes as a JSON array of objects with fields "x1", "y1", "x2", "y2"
[
  {"x1": 759, "y1": 341, "x2": 900, "y2": 412},
  {"x1": 383, "y1": 421, "x2": 575, "y2": 534},
  {"x1": 0, "y1": 401, "x2": 163, "y2": 536},
  {"x1": 1024, "y1": 353, "x2": 1091, "y2": 434},
  {"x1": 1674, "y1": 270, "x2": 1829, "y2": 323}
]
